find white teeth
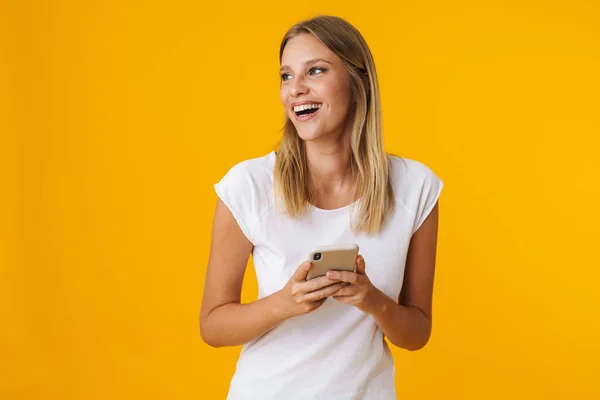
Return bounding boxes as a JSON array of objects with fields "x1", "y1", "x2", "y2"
[{"x1": 293, "y1": 103, "x2": 322, "y2": 112}]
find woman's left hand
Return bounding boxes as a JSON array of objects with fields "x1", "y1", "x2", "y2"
[{"x1": 327, "y1": 255, "x2": 381, "y2": 314}]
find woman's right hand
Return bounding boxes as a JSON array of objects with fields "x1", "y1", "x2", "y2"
[{"x1": 276, "y1": 261, "x2": 347, "y2": 319}]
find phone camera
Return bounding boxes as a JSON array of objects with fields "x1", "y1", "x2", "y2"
[{"x1": 313, "y1": 253, "x2": 322, "y2": 261}]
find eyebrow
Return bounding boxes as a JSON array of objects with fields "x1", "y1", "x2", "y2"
[{"x1": 280, "y1": 58, "x2": 333, "y2": 73}]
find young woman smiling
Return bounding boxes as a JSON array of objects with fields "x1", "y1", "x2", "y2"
[{"x1": 200, "y1": 15, "x2": 444, "y2": 400}]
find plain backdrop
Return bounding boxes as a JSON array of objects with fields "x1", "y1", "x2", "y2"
[{"x1": 2, "y1": 0, "x2": 599, "y2": 398}]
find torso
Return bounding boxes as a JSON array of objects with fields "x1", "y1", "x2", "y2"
[{"x1": 214, "y1": 150, "x2": 444, "y2": 400}]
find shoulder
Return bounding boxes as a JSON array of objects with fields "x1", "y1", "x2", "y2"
[
  {"x1": 388, "y1": 155, "x2": 436, "y2": 180},
  {"x1": 388, "y1": 154, "x2": 441, "y2": 189},
  {"x1": 387, "y1": 154, "x2": 445, "y2": 220},
  {"x1": 218, "y1": 151, "x2": 275, "y2": 187},
  {"x1": 213, "y1": 152, "x2": 275, "y2": 242}
]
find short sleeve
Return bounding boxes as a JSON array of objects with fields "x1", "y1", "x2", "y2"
[
  {"x1": 213, "y1": 163, "x2": 256, "y2": 244},
  {"x1": 412, "y1": 168, "x2": 444, "y2": 235}
]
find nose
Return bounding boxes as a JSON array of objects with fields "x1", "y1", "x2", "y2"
[{"x1": 290, "y1": 75, "x2": 308, "y2": 97}]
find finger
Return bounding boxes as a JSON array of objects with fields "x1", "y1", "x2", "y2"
[
  {"x1": 309, "y1": 297, "x2": 327, "y2": 307},
  {"x1": 326, "y1": 270, "x2": 362, "y2": 285},
  {"x1": 304, "y1": 282, "x2": 346, "y2": 302},
  {"x1": 303, "y1": 297, "x2": 327, "y2": 312},
  {"x1": 292, "y1": 261, "x2": 312, "y2": 282},
  {"x1": 302, "y1": 275, "x2": 339, "y2": 293},
  {"x1": 356, "y1": 255, "x2": 366, "y2": 275},
  {"x1": 329, "y1": 285, "x2": 352, "y2": 297},
  {"x1": 332, "y1": 295, "x2": 351, "y2": 302}
]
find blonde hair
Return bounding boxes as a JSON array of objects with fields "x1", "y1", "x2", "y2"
[{"x1": 274, "y1": 15, "x2": 395, "y2": 235}]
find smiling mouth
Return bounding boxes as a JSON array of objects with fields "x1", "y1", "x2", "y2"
[
  {"x1": 296, "y1": 108, "x2": 318, "y2": 117},
  {"x1": 293, "y1": 103, "x2": 322, "y2": 117}
]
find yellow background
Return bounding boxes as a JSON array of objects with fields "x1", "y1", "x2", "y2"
[{"x1": 3, "y1": 0, "x2": 600, "y2": 398}]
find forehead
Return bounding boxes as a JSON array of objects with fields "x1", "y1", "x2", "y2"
[{"x1": 280, "y1": 33, "x2": 338, "y2": 67}]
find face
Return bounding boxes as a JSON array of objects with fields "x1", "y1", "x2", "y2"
[{"x1": 280, "y1": 33, "x2": 354, "y2": 142}]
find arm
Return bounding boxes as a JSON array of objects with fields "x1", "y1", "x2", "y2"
[
  {"x1": 370, "y1": 201, "x2": 440, "y2": 350},
  {"x1": 326, "y1": 201, "x2": 440, "y2": 350},
  {"x1": 199, "y1": 199, "x2": 344, "y2": 348},
  {"x1": 199, "y1": 199, "x2": 287, "y2": 348}
]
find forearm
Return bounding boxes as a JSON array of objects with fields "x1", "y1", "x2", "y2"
[
  {"x1": 368, "y1": 288, "x2": 432, "y2": 351},
  {"x1": 200, "y1": 291, "x2": 288, "y2": 348}
]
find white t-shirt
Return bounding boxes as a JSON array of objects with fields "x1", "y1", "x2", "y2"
[{"x1": 213, "y1": 151, "x2": 444, "y2": 400}]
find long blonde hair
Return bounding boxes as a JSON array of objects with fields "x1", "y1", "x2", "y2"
[{"x1": 274, "y1": 15, "x2": 395, "y2": 235}]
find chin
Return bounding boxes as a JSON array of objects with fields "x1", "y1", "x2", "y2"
[{"x1": 296, "y1": 129, "x2": 326, "y2": 142}]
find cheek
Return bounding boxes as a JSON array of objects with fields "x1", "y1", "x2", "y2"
[
  {"x1": 279, "y1": 87, "x2": 287, "y2": 107},
  {"x1": 325, "y1": 82, "x2": 352, "y2": 115}
]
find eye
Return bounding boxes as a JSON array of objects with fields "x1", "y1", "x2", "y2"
[
  {"x1": 309, "y1": 66, "x2": 326, "y2": 75},
  {"x1": 280, "y1": 73, "x2": 292, "y2": 82}
]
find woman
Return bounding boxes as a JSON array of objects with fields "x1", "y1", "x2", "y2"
[{"x1": 200, "y1": 15, "x2": 444, "y2": 400}]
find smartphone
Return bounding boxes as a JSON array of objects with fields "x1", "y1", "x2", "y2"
[{"x1": 306, "y1": 243, "x2": 360, "y2": 281}]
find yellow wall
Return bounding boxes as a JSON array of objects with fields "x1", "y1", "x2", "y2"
[{"x1": 3, "y1": 0, "x2": 600, "y2": 398}]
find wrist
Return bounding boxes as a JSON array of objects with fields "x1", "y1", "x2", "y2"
[
  {"x1": 270, "y1": 289, "x2": 292, "y2": 322},
  {"x1": 365, "y1": 286, "x2": 390, "y2": 317}
]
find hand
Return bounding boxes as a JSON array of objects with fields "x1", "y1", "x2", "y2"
[
  {"x1": 327, "y1": 255, "x2": 380, "y2": 314},
  {"x1": 276, "y1": 261, "x2": 348, "y2": 319}
]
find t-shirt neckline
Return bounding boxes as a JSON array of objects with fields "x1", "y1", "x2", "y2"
[{"x1": 269, "y1": 150, "x2": 359, "y2": 213}]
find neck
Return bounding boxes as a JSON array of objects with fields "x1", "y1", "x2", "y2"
[{"x1": 304, "y1": 140, "x2": 354, "y2": 190}]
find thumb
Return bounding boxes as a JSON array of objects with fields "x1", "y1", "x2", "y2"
[
  {"x1": 356, "y1": 255, "x2": 366, "y2": 275},
  {"x1": 292, "y1": 261, "x2": 312, "y2": 282}
]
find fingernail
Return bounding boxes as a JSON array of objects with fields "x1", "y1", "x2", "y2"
[{"x1": 327, "y1": 271, "x2": 334, "y2": 277}]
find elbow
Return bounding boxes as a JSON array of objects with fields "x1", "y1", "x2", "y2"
[
  {"x1": 200, "y1": 314, "x2": 223, "y2": 348},
  {"x1": 389, "y1": 335, "x2": 430, "y2": 351},
  {"x1": 200, "y1": 327, "x2": 220, "y2": 348},
  {"x1": 405, "y1": 338, "x2": 429, "y2": 351},
  {"x1": 401, "y1": 325, "x2": 431, "y2": 351},
  {"x1": 407, "y1": 329, "x2": 431, "y2": 351},
  {"x1": 200, "y1": 326, "x2": 227, "y2": 348},
  {"x1": 200, "y1": 306, "x2": 239, "y2": 348},
  {"x1": 202, "y1": 338, "x2": 223, "y2": 348}
]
